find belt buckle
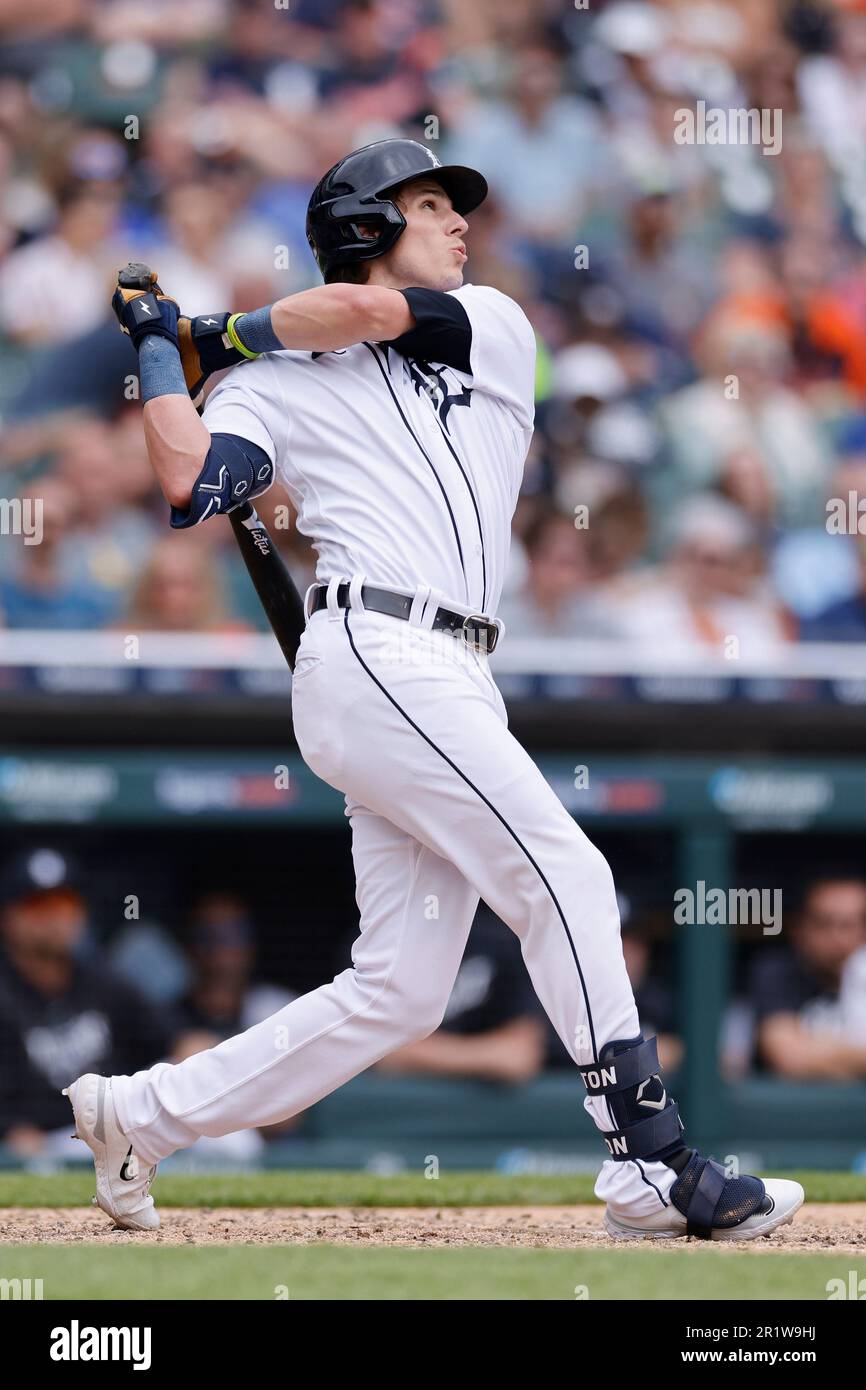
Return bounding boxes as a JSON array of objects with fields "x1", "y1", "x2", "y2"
[{"x1": 461, "y1": 613, "x2": 499, "y2": 655}]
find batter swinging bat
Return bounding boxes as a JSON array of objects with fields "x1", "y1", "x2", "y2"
[{"x1": 117, "y1": 262, "x2": 306, "y2": 671}]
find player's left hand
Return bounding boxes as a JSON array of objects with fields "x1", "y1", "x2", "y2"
[
  {"x1": 112, "y1": 262, "x2": 180, "y2": 351},
  {"x1": 112, "y1": 264, "x2": 253, "y2": 407}
]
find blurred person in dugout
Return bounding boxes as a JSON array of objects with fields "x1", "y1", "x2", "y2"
[
  {"x1": 598, "y1": 492, "x2": 793, "y2": 656},
  {"x1": 747, "y1": 877, "x2": 866, "y2": 1081},
  {"x1": 165, "y1": 893, "x2": 298, "y2": 1164},
  {"x1": 375, "y1": 904, "x2": 547, "y2": 1086},
  {"x1": 545, "y1": 892, "x2": 681, "y2": 1075},
  {"x1": 172, "y1": 894, "x2": 295, "y2": 1052},
  {"x1": 0, "y1": 848, "x2": 176, "y2": 1161}
]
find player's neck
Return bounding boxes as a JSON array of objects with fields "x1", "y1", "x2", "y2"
[{"x1": 366, "y1": 268, "x2": 452, "y2": 294}]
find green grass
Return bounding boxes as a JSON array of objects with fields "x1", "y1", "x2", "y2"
[
  {"x1": 0, "y1": 1243, "x2": 861, "y2": 1300},
  {"x1": 0, "y1": 1168, "x2": 862, "y2": 1209}
]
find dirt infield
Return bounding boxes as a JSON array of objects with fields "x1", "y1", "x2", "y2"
[{"x1": 1, "y1": 1203, "x2": 863, "y2": 1253}]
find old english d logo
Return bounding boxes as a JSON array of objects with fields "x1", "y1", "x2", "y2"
[{"x1": 408, "y1": 360, "x2": 472, "y2": 430}]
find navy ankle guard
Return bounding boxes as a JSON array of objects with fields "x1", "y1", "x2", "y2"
[
  {"x1": 582, "y1": 1034, "x2": 770, "y2": 1236},
  {"x1": 580, "y1": 1033, "x2": 685, "y2": 1162}
]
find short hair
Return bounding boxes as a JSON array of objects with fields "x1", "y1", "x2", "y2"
[
  {"x1": 796, "y1": 875, "x2": 866, "y2": 917},
  {"x1": 522, "y1": 504, "x2": 579, "y2": 558},
  {"x1": 325, "y1": 261, "x2": 371, "y2": 285}
]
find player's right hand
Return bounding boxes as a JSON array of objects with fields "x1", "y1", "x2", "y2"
[{"x1": 112, "y1": 262, "x2": 181, "y2": 352}]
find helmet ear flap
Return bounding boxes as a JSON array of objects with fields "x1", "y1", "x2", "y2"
[
  {"x1": 322, "y1": 197, "x2": 406, "y2": 269},
  {"x1": 347, "y1": 198, "x2": 405, "y2": 246}
]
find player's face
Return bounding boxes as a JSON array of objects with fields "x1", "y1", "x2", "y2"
[
  {"x1": 796, "y1": 882, "x2": 866, "y2": 975},
  {"x1": 2, "y1": 890, "x2": 87, "y2": 958},
  {"x1": 374, "y1": 179, "x2": 470, "y2": 291}
]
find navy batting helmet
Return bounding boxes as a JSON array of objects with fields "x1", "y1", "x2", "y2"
[{"x1": 305, "y1": 138, "x2": 488, "y2": 281}]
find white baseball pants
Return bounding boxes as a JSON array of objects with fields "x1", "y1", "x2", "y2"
[{"x1": 112, "y1": 583, "x2": 677, "y2": 1216}]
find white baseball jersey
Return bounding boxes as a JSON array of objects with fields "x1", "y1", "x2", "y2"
[{"x1": 201, "y1": 283, "x2": 536, "y2": 615}]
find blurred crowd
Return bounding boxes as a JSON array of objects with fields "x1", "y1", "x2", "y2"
[
  {"x1": 3, "y1": 0, "x2": 866, "y2": 649},
  {"x1": 2, "y1": 843, "x2": 865, "y2": 1164}
]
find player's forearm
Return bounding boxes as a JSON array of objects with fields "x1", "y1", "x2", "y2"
[
  {"x1": 180, "y1": 284, "x2": 412, "y2": 370},
  {"x1": 267, "y1": 283, "x2": 412, "y2": 350},
  {"x1": 143, "y1": 392, "x2": 211, "y2": 510},
  {"x1": 760, "y1": 1021, "x2": 866, "y2": 1079},
  {"x1": 376, "y1": 1031, "x2": 485, "y2": 1077},
  {"x1": 377, "y1": 1023, "x2": 543, "y2": 1083},
  {"x1": 800, "y1": 1040, "x2": 866, "y2": 1078}
]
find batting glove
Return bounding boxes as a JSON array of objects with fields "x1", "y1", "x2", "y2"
[
  {"x1": 112, "y1": 263, "x2": 180, "y2": 352},
  {"x1": 177, "y1": 313, "x2": 259, "y2": 407}
]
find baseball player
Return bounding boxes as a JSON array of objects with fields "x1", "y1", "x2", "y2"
[{"x1": 64, "y1": 139, "x2": 803, "y2": 1241}]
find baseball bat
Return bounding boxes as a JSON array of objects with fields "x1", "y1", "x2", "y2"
[{"x1": 228, "y1": 502, "x2": 306, "y2": 672}]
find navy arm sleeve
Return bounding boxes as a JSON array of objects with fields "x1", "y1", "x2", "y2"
[{"x1": 384, "y1": 288, "x2": 472, "y2": 372}]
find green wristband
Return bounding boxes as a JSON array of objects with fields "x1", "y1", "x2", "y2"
[{"x1": 226, "y1": 313, "x2": 261, "y2": 360}]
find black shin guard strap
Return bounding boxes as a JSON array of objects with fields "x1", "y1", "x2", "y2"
[
  {"x1": 580, "y1": 1036, "x2": 660, "y2": 1095},
  {"x1": 601, "y1": 1101, "x2": 683, "y2": 1160}
]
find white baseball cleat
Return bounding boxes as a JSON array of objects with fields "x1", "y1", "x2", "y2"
[
  {"x1": 604, "y1": 1176, "x2": 804, "y2": 1242},
  {"x1": 63, "y1": 1073, "x2": 160, "y2": 1232}
]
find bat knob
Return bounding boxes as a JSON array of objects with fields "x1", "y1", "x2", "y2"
[{"x1": 117, "y1": 261, "x2": 157, "y2": 291}]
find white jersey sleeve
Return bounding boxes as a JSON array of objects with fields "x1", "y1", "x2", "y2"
[
  {"x1": 201, "y1": 355, "x2": 288, "y2": 465},
  {"x1": 447, "y1": 284, "x2": 536, "y2": 432}
]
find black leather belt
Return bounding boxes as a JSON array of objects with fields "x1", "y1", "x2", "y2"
[{"x1": 309, "y1": 583, "x2": 501, "y2": 654}]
